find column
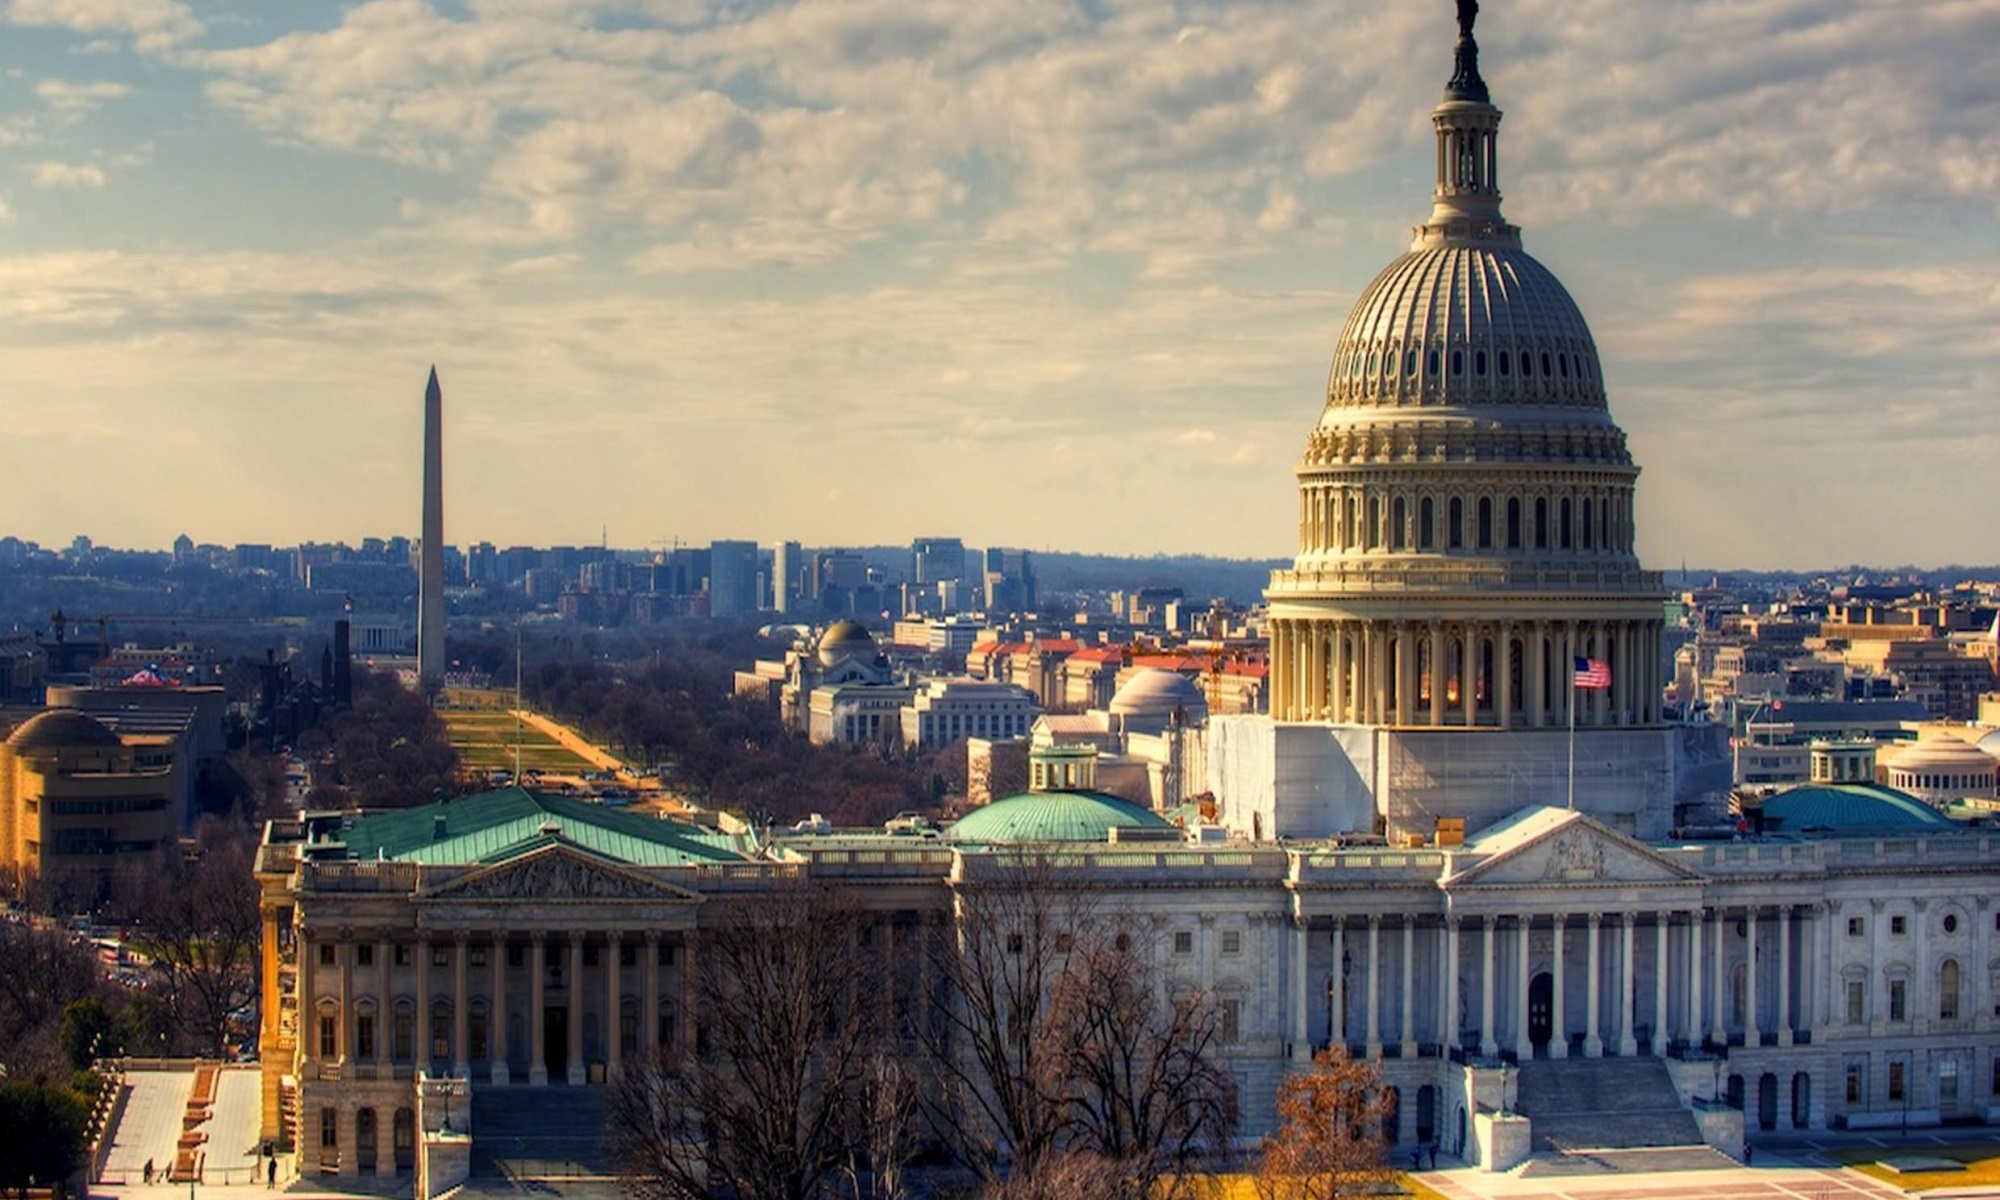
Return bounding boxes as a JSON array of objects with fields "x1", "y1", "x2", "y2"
[
  {"x1": 1550, "y1": 915, "x2": 1568, "y2": 1058},
  {"x1": 1513, "y1": 914, "x2": 1532, "y2": 1060},
  {"x1": 1330, "y1": 625, "x2": 1348, "y2": 722},
  {"x1": 1685, "y1": 911, "x2": 1703, "y2": 1047},
  {"x1": 1329, "y1": 920, "x2": 1345, "y2": 1047},
  {"x1": 1290, "y1": 921, "x2": 1309, "y2": 1060},
  {"x1": 1619, "y1": 912, "x2": 1637, "y2": 1056},
  {"x1": 566, "y1": 932, "x2": 586, "y2": 1084},
  {"x1": 1654, "y1": 913, "x2": 1670, "y2": 1056},
  {"x1": 607, "y1": 930, "x2": 624, "y2": 1078},
  {"x1": 1591, "y1": 622, "x2": 1608, "y2": 725},
  {"x1": 1429, "y1": 621, "x2": 1446, "y2": 726},
  {"x1": 529, "y1": 932, "x2": 548, "y2": 1085},
  {"x1": 1584, "y1": 913, "x2": 1603, "y2": 1057},
  {"x1": 1460, "y1": 625, "x2": 1478, "y2": 727},
  {"x1": 1364, "y1": 915, "x2": 1381, "y2": 1056},
  {"x1": 452, "y1": 932, "x2": 470, "y2": 1077},
  {"x1": 642, "y1": 933, "x2": 661, "y2": 1057},
  {"x1": 1270, "y1": 622, "x2": 1287, "y2": 718},
  {"x1": 1497, "y1": 620, "x2": 1514, "y2": 728},
  {"x1": 376, "y1": 934, "x2": 390, "y2": 1061},
  {"x1": 1371, "y1": 624, "x2": 1389, "y2": 726},
  {"x1": 491, "y1": 931, "x2": 510, "y2": 1084},
  {"x1": 1443, "y1": 917, "x2": 1461, "y2": 1055},
  {"x1": 1527, "y1": 622, "x2": 1546, "y2": 728},
  {"x1": 1777, "y1": 905, "x2": 1793, "y2": 1047},
  {"x1": 1394, "y1": 626, "x2": 1413, "y2": 726},
  {"x1": 415, "y1": 932, "x2": 431, "y2": 1073},
  {"x1": 337, "y1": 935, "x2": 351, "y2": 1062},
  {"x1": 1744, "y1": 905, "x2": 1761, "y2": 1048},
  {"x1": 300, "y1": 927, "x2": 317, "y2": 1067},
  {"x1": 1400, "y1": 918, "x2": 1417, "y2": 1057},
  {"x1": 1710, "y1": 908, "x2": 1727, "y2": 1045},
  {"x1": 1479, "y1": 915, "x2": 1496, "y2": 1057}
]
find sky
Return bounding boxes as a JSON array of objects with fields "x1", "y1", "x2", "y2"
[{"x1": 0, "y1": 0, "x2": 1995, "y2": 569}]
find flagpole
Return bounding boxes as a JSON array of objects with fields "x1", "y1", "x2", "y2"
[{"x1": 1567, "y1": 655, "x2": 1576, "y2": 811}]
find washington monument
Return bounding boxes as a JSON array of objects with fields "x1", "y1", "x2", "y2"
[{"x1": 417, "y1": 365, "x2": 446, "y2": 688}]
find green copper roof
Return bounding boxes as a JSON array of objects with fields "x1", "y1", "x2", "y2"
[
  {"x1": 1760, "y1": 783, "x2": 1952, "y2": 832},
  {"x1": 949, "y1": 789, "x2": 1175, "y2": 844},
  {"x1": 338, "y1": 787, "x2": 751, "y2": 866}
]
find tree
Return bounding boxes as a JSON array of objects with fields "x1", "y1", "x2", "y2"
[
  {"x1": 0, "y1": 1078, "x2": 89, "y2": 1195},
  {"x1": 1255, "y1": 1048, "x2": 1394, "y2": 1200},
  {"x1": 606, "y1": 886, "x2": 883, "y2": 1200},
  {"x1": 57, "y1": 999, "x2": 111, "y2": 1071},
  {"x1": 120, "y1": 819, "x2": 261, "y2": 1057},
  {"x1": 0, "y1": 924, "x2": 99, "y2": 1079},
  {"x1": 924, "y1": 857, "x2": 1236, "y2": 1192}
]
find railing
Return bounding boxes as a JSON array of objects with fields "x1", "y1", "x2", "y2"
[{"x1": 1269, "y1": 563, "x2": 1664, "y2": 596}]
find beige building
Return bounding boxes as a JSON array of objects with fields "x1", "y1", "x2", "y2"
[{"x1": 0, "y1": 709, "x2": 181, "y2": 884}]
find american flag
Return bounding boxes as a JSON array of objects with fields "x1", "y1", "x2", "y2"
[{"x1": 1573, "y1": 656, "x2": 1611, "y2": 690}]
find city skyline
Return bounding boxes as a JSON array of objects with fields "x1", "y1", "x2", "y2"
[{"x1": 0, "y1": 1, "x2": 1994, "y2": 567}]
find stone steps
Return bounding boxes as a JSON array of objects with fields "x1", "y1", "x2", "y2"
[
  {"x1": 1515, "y1": 1058, "x2": 1702, "y2": 1152},
  {"x1": 468, "y1": 1085, "x2": 611, "y2": 1180}
]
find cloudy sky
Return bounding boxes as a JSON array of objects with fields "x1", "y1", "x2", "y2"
[{"x1": 0, "y1": 0, "x2": 1995, "y2": 569}]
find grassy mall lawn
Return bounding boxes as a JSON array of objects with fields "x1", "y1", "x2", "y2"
[
  {"x1": 441, "y1": 710, "x2": 596, "y2": 774},
  {"x1": 1835, "y1": 1143, "x2": 2000, "y2": 1190}
]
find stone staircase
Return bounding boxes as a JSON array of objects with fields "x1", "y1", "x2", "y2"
[
  {"x1": 1515, "y1": 1058, "x2": 1703, "y2": 1153},
  {"x1": 468, "y1": 1085, "x2": 613, "y2": 1186}
]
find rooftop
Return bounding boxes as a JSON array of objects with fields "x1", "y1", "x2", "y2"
[{"x1": 329, "y1": 787, "x2": 753, "y2": 866}]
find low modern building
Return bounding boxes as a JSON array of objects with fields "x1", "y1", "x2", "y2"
[{"x1": 0, "y1": 709, "x2": 182, "y2": 883}]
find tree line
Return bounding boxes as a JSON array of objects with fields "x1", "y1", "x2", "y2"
[{"x1": 605, "y1": 861, "x2": 1395, "y2": 1200}]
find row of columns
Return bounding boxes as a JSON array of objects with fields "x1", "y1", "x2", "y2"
[
  {"x1": 1286, "y1": 905, "x2": 1813, "y2": 1060},
  {"x1": 298, "y1": 926, "x2": 692, "y2": 1087},
  {"x1": 1269, "y1": 616, "x2": 1663, "y2": 727}
]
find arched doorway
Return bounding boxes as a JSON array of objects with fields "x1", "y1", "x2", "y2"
[
  {"x1": 1416, "y1": 1084, "x2": 1437, "y2": 1145},
  {"x1": 1757, "y1": 1072, "x2": 1777, "y2": 1130},
  {"x1": 545, "y1": 1006, "x2": 570, "y2": 1079},
  {"x1": 1528, "y1": 972, "x2": 1554, "y2": 1054},
  {"x1": 393, "y1": 1107, "x2": 415, "y2": 1173},
  {"x1": 1381, "y1": 1086, "x2": 1401, "y2": 1145},
  {"x1": 1727, "y1": 1074, "x2": 1745, "y2": 1112},
  {"x1": 1791, "y1": 1072, "x2": 1810, "y2": 1129},
  {"x1": 1454, "y1": 1104, "x2": 1467, "y2": 1157},
  {"x1": 355, "y1": 1108, "x2": 378, "y2": 1175}
]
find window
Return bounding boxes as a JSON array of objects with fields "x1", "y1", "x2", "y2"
[
  {"x1": 1221, "y1": 930, "x2": 1242, "y2": 955},
  {"x1": 1390, "y1": 498, "x2": 1406, "y2": 550},
  {"x1": 392, "y1": 1011, "x2": 413, "y2": 1061},
  {"x1": 1221, "y1": 998, "x2": 1241, "y2": 1043},
  {"x1": 1173, "y1": 931, "x2": 1194, "y2": 955},
  {"x1": 1534, "y1": 497, "x2": 1547, "y2": 548},
  {"x1": 584, "y1": 945, "x2": 600, "y2": 968},
  {"x1": 470, "y1": 1012, "x2": 488, "y2": 1061},
  {"x1": 1889, "y1": 979, "x2": 1907, "y2": 1022},
  {"x1": 432, "y1": 946, "x2": 449, "y2": 967},
  {"x1": 1006, "y1": 933, "x2": 1024, "y2": 955},
  {"x1": 321, "y1": 1108, "x2": 338, "y2": 1149},
  {"x1": 1888, "y1": 1060, "x2": 1905, "y2": 1102},
  {"x1": 658, "y1": 942, "x2": 675, "y2": 966},
  {"x1": 431, "y1": 1009, "x2": 449, "y2": 1061},
  {"x1": 620, "y1": 1008, "x2": 638, "y2": 1055},
  {"x1": 1448, "y1": 498, "x2": 1463, "y2": 549},
  {"x1": 357, "y1": 945, "x2": 374, "y2": 967},
  {"x1": 356, "y1": 1015, "x2": 376, "y2": 1059},
  {"x1": 658, "y1": 1012, "x2": 676, "y2": 1051},
  {"x1": 394, "y1": 945, "x2": 412, "y2": 967},
  {"x1": 1115, "y1": 932, "x2": 1132, "y2": 952},
  {"x1": 621, "y1": 944, "x2": 637, "y2": 968},
  {"x1": 1846, "y1": 981, "x2": 1864, "y2": 1025},
  {"x1": 1846, "y1": 1064, "x2": 1862, "y2": 1104},
  {"x1": 1475, "y1": 350, "x2": 1487, "y2": 376},
  {"x1": 1847, "y1": 916, "x2": 1864, "y2": 938},
  {"x1": 507, "y1": 945, "x2": 525, "y2": 968},
  {"x1": 1506, "y1": 498, "x2": 1521, "y2": 549},
  {"x1": 1891, "y1": 915, "x2": 1906, "y2": 936},
  {"x1": 1427, "y1": 350, "x2": 1440, "y2": 377},
  {"x1": 1420, "y1": 498, "x2": 1435, "y2": 550},
  {"x1": 1540, "y1": 351, "x2": 1552, "y2": 377},
  {"x1": 319, "y1": 1014, "x2": 336, "y2": 1058},
  {"x1": 1451, "y1": 349, "x2": 1463, "y2": 376},
  {"x1": 1477, "y1": 498, "x2": 1493, "y2": 548},
  {"x1": 1560, "y1": 498, "x2": 1573, "y2": 549},
  {"x1": 1497, "y1": 349, "x2": 1510, "y2": 376},
  {"x1": 319, "y1": 944, "x2": 336, "y2": 966},
  {"x1": 1944, "y1": 914, "x2": 1959, "y2": 934},
  {"x1": 1055, "y1": 932, "x2": 1075, "y2": 954},
  {"x1": 470, "y1": 946, "x2": 487, "y2": 967},
  {"x1": 1993, "y1": 1057, "x2": 2000, "y2": 1097},
  {"x1": 1940, "y1": 961, "x2": 1961, "y2": 1021}
]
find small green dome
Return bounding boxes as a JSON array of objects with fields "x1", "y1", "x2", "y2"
[
  {"x1": 1759, "y1": 783, "x2": 1951, "y2": 832},
  {"x1": 949, "y1": 789, "x2": 1175, "y2": 844}
]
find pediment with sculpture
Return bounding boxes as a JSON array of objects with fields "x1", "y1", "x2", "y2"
[
  {"x1": 422, "y1": 844, "x2": 700, "y2": 903},
  {"x1": 1446, "y1": 809, "x2": 1704, "y2": 890}
]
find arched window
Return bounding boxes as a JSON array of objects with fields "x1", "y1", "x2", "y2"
[
  {"x1": 1477, "y1": 498, "x2": 1493, "y2": 549},
  {"x1": 1534, "y1": 497, "x2": 1547, "y2": 549},
  {"x1": 1940, "y1": 960, "x2": 1961, "y2": 1021},
  {"x1": 1420, "y1": 498, "x2": 1435, "y2": 550},
  {"x1": 1497, "y1": 349, "x2": 1511, "y2": 376},
  {"x1": 1581, "y1": 498, "x2": 1593, "y2": 548},
  {"x1": 1448, "y1": 498, "x2": 1463, "y2": 549},
  {"x1": 1367, "y1": 496, "x2": 1381, "y2": 548},
  {"x1": 1560, "y1": 498, "x2": 1573, "y2": 550},
  {"x1": 1405, "y1": 350, "x2": 1418, "y2": 377},
  {"x1": 1506, "y1": 498, "x2": 1521, "y2": 549},
  {"x1": 1451, "y1": 349, "x2": 1464, "y2": 376},
  {"x1": 1559, "y1": 353, "x2": 1570, "y2": 378},
  {"x1": 1428, "y1": 350, "x2": 1440, "y2": 377},
  {"x1": 1345, "y1": 494, "x2": 1358, "y2": 549},
  {"x1": 1521, "y1": 350, "x2": 1533, "y2": 378},
  {"x1": 1475, "y1": 350, "x2": 1488, "y2": 376},
  {"x1": 1391, "y1": 498, "x2": 1406, "y2": 550}
]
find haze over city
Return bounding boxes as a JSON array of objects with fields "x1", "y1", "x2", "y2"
[{"x1": 0, "y1": 0, "x2": 1993, "y2": 567}]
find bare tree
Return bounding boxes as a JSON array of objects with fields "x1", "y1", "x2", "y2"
[
  {"x1": 844, "y1": 1053, "x2": 919, "y2": 1200},
  {"x1": 1255, "y1": 1047, "x2": 1394, "y2": 1200},
  {"x1": 119, "y1": 818, "x2": 261, "y2": 1057},
  {"x1": 925, "y1": 856, "x2": 1236, "y2": 1190},
  {"x1": 606, "y1": 884, "x2": 881, "y2": 1200}
]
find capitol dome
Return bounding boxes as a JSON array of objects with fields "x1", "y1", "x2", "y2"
[
  {"x1": 1881, "y1": 732, "x2": 1997, "y2": 806},
  {"x1": 1265, "y1": 9, "x2": 1664, "y2": 749}
]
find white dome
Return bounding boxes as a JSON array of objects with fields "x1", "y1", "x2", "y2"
[{"x1": 1108, "y1": 669, "x2": 1207, "y2": 732}]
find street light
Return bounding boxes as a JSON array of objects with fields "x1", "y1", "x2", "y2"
[{"x1": 1711, "y1": 1058, "x2": 1722, "y2": 1106}]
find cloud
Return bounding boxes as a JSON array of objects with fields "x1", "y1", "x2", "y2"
[
  {"x1": 34, "y1": 79, "x2": 131, "y2": 113},
  {"x1": 32, "y1": 162, "x2": 107, "y2": 189},
  {"x1": 4, "y1": 0, "x2": 203, "y2": 52}
]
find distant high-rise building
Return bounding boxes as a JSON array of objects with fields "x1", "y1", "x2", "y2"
[
  {"x1": 417, "y1": 366, "x2": 447, "y2": 687},
  {"x1": 772, "y1": 541, "x2": 801, "y2": 615},
  {"x1": 982, "y1": 547, "x2": 1037, "y2": 614},
  {"x1": 708, "y1": 540, "x2": 760, "y2": 618},
  {"x1": 912, "y1": 537, "x2": 966, "y2": 586}
]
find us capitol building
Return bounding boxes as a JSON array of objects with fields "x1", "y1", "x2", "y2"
[{"x1": 255, "y1": 7, "x2": 2000, "y2": 1189}]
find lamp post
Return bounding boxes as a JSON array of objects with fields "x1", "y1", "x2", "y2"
[
  {"x1": 1500, "y1": 1060, "x2": 1511, "y2": 1116},
  {"x1": 1324, "y1": 977, "x2": 1335, "y2": 1049}
]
